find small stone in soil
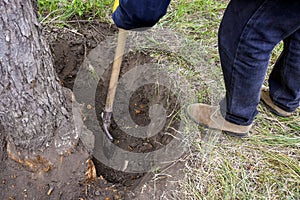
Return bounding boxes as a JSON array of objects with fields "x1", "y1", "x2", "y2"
[{"x1": 139, "y1": 143, "x2": 153, "y2": 152}]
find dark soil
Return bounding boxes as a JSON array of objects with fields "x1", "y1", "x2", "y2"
[
  {"x1": 50, "y1": 21, "x2": 184, "y2": 198},
  {"x1": 46, "y1": 21, "x2": 117, "y2": 90},
  {"x1": 0, "y1": 20, "x2": 185, "y2": 199},
  {"x1": 94, "y1": 52, "x2": 181, "y2": 151},
  {"x1": 92, "y1": 52, "x2": 181, "y2": 186}
]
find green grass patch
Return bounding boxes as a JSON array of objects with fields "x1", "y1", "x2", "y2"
[
  {"x1": 38, "y1": 0, "x2": 112, "y2": 25},
  {"x1": 161, "y1": 0, "x2": 226, "y2": 38}
]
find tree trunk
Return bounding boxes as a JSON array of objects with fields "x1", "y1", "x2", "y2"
[
  {"x1": 0, "y1": 1, "x2": 91, "y2": 198},
  {"x1": 0, "y1": 1, "x2": 78, "y2": 155}
]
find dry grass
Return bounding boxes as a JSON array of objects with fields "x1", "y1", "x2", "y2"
[{"x1": 162, "y1": 1, "x2": 300, "y2": 199}]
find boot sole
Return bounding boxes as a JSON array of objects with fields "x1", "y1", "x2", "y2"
[
  {"x1": 261, "y1": 100, "x2": 290, "y2": 117},
  {"x1": 260, "y1": 87, "x2": 292, "y2": 117}
]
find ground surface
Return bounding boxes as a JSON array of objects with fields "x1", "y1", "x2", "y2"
[
  {"x1": 0, "y1": 21, "x2": 187, "y2": 199},
  {"x1": 48, "y1": 20, "x2": 187, "y2": 199},
  {"x1": 2, "y1": 0, "x2": 300, "y2": 198}
]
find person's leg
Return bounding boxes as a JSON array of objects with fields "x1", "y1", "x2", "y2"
[
  {"x1": 268, "y1": 29, "x2": 300, "y2": 113},
  {"x1": 219, "y1": 0, "x2": 300, "y2": 126},
  {"x1": 187, "y1": 0, "x2": 266, "y2": 136},
  {"x1": 187, "y1": 0, "x2": 300, "y2": 136}
]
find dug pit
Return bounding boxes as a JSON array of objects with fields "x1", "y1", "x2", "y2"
[{"x1": 48, "y1": 21, "x2": 190, "y2": 199}]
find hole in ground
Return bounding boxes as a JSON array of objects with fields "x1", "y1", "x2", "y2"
[
  {"x1": 48, "y1": 21, "x2": 184, "y2": 197},
  {"x1": 93, "y1": 51, "x2": 181, "y2": 185}
]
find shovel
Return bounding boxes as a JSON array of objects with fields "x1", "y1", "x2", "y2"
[{"x1": 102, "y1": 28, "x2": 128, "y2": 141}]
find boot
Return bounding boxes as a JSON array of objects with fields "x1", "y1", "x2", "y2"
[
  {"x1": 186, "y1": 103, "x2": 251, "y2": 137},
  {"x1": 260, "y1": 86, "x2": 293, "y2": 117}
]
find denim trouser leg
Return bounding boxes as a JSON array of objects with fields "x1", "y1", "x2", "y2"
[
  {"x1": 219, "y1": 0, "x2": 300, "y2": 125},
  {"x1": 269, "y1": 31, "x2": 300, "y2": 112}
]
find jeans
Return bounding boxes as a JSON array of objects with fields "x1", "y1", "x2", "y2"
[{"x1": 219, "y1": 0, "x2": 300, "y2": 126}]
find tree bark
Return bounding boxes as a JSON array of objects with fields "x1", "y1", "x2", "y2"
[
  {"x1": 0, "y1": 1, "x2": 94, "y2": 198},
  {"x1": 0, "y1": 0, "x2": 78, "y2": 156}
]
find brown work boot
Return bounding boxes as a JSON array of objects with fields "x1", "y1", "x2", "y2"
[
  {"x1": 186, "y1": 103, "x2": 251, "y2": 137},
  {"x1": 260, "y1": 86, "x2": 293, "y2": 117}
]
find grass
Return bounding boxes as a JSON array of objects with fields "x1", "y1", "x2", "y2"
[
  {"x1": 38, "y1": 0, "x2": 112, "y2": 25},
  {"x1": 38, "y1": 0, "x2": 300, "y2": 199}
]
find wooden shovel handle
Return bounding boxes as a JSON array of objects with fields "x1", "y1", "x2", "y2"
[{"x1": 104, "y1": 28, "x2": 128, "y2": 112}]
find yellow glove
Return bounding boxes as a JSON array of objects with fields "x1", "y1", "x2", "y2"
[{"x1": 113, "y1": 0, "x2": 119, "y2": 12}]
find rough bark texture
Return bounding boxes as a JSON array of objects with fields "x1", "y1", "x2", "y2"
[
  {"x1": 0, "y1": 1, "x2": 91, "y2": 198},
  {"x1": 0, "y1": 0, "x2": 78, "y2": 155}
]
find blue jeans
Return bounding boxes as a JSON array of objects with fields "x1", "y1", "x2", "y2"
[{"x1": 219, "y1": 0, "x2": 300, "y2": 125}]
